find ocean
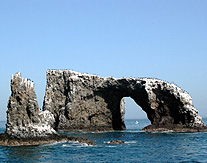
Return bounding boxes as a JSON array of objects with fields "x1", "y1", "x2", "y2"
[{"x1": 0, "y1": 119, "x2": 207, "y2": 163}]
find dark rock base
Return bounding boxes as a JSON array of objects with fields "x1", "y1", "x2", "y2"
[
  {"x1": 142, "y1": 125, "x2": 207, "y2": 132},
  {"x1": 0, "y1": 133, "x2": 95, "y2": 146},
  {"x1": 56, "y1": 127, "x2": 115, "y2": 132}
]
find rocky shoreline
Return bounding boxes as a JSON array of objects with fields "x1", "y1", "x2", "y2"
[
  {"x1": 0, "y1": 133, "x2": 95, "y2": 146},
  {"x1": 142, "y1": 124, "x2": 207, "y2": 132}
]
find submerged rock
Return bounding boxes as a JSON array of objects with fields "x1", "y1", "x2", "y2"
[
  {"x1": 43, "y1": 70, "x2": 205, "y2": 132},
  {"x1": 109, "y1": 140, "x2": 125, "y2": 144}
]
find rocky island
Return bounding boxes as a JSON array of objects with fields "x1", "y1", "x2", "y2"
[
  {"x1": 0, "y1": 70, "x2": 206, "y2": 146},
  {"x1": 0, "y1": 72, "x2": 94, "y2": 146},
  {"x1": 43, "y1": 70, "x2": 206, "y2": 132}
]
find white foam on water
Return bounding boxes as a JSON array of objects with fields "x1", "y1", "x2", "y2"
[
  {"x1": 150, "y1": 130, "x2": 174, "y2": 134},
  {"x1": 103, "y1": 141, "x2": 136, "y2": 145},
  {"x1": 125, "y1": 141, "x2": 137, "y2": 144},
  {"x1": 64, "y1": 142, "x2": 93, "y2": 148},
  {"x1": 90, "y1": 131, "x2": 115, "y2": 134},
  {"x1": 62, "y1": 144, "x2": 72, "y2": 147},
  {"x1": 107, "y1": 146, "x2": 117, "y2": 148},
  {"x1": 42, "y1": 141, "x2": 65, "y2": 146},
  {"x1": 82, "y1": 143, "x2": 90, "y2": 147},
  {"x1": 76, "y1": 143, "x2": 94, "y2": 148},
  {"x1": 121, "y1": 130, "x2": 142, "y2": 133}
]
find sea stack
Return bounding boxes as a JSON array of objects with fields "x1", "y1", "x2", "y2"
[
  {"x1": 6, "y1": 72, "x2": 57, "y2": 138},
  {"x1": 0, "y1": 72, "x2": 95, "y2": 146},
  {"x1": 43, "y1": 70, "x2": 205, "y2": 132}
]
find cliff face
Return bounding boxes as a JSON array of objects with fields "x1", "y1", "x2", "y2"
[
  {"x1": 43, "y1": 70, "x2": 204, "y2": 131},
  {"x1": 43, "y1": 70, "x2": 121, "y2": 131},
  {"x1": 6, "y1": 72, "x2": 56, "y2": 138}
]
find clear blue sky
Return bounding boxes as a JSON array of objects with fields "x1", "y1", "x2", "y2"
[{"x1": 0, "y1": 0, "x2": 207, "y2": 121}]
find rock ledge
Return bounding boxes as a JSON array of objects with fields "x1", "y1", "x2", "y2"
[
  {"x1": 142, "y1": 124, "x2": 207, "y2": 132},
  {"x1": 0, "y1": 133, "x2": 95, "y2": 146}
]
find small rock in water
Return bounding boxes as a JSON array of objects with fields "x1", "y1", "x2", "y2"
[{"x1": 109, "y1": 140, "x2": 125, "y2": 144}]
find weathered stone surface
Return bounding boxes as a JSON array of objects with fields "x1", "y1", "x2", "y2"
[
  {"x1": 43, "y1": 70, "x2": 122, "y2": 131},
  {"x1": 6, "y1": 72, "x2": 56, "y2": 138},
  {"x1": 43, "y1": 70, "x2": 204, "y2": 132}
]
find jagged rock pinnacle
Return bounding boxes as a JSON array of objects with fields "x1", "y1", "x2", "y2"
[{"x1": 6, "y1": 72, "x2": 57, "y2": 138}]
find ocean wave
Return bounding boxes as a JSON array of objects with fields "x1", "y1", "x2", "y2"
[
  {"x1": 93, "y1": 145, "x2": 117, "y2": 148},
  {"x1": 121, "y1": 130, "x2": 142, "y2": 133},
  {"x1": 42, "y1": 141, "x2": 67, "y2": 146},
  {"x1": 103, "y1": 141, "x2": 136, "y2": 144},
  {"x1": 62, "y1": 144, "x2": 72, "y2": 147},
  {"x1": 107, "y1": 146, "x2": 117, "y2": 148},
  {"x1": 125, "y1": 141, "x2": 137, "y2": 144},
  {"x1": 90, "y1": 131, "x2": 115, "y2": 134},
  {"x1": 149, "y1": 130, "x2": 205, "y2": 134},
  {"x1": 79, "y1": 143, "x2": 89, "y2": 147},
  {"x1": 62, "y1": 142, "x2": 93, "y2": 148},
  {"x1": 150, "y1": 130, "x2": 174, "y2": 134}
]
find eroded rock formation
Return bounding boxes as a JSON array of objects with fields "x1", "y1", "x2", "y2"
[
  {"x1": 6, "y1": 72, "x2": 56, "y2": 138},
  {"x1": 43, "y1": 70, "x2": 204, "y2": 132}
]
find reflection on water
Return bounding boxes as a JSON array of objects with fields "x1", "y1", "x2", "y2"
[{"x1": 3, "y1": 146, "x2": 42, "y2": 162}]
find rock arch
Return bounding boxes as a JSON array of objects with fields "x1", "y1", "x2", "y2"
[{"x1": 43, "y1": 70, "x2": 204, "y2": 132}]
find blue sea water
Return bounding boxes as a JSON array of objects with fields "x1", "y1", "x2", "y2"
[{"x1": 1, "y1": 119, "x2": 207, "y2": 163}]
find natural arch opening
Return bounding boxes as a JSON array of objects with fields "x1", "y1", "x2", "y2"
[
  {"x1": 125, "y1": 97, "x2": 148, "y2": 120},
  {"x1": 124, "y1": 97, "x2": 151, "y2": 129}
]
